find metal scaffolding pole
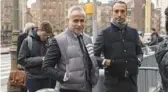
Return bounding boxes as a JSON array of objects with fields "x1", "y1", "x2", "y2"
[
  {"x1": 145, "y1": 0, "x2": 151, "y2": 33},
  {"x1": 21, "y1": 0, "x2": 26, "y2": 31},
  {"x1": 12, "y1": 0, "x2": 19, "y2": 31},
  {"x1": 92, "y1": 0, "x2": 97, "y2": 43}
]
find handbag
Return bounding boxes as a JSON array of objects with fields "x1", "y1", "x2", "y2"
[{"x1": 8, "y1": 69, "x2": 26, "y2": 87}]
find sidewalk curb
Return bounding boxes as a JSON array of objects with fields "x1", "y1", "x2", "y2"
[{"x1": 1, "y1": 52, "x2": 10, "y2": 54}]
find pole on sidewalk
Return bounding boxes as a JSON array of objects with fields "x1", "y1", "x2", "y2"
[
  {"x1": 145, "y1": 0, "x2": 151, "y2": 33},
  {"x1": 8, "y1": 0, "x2": 20, "y2": 92},
  {"x1": 84, "y1": 0, "x2": 97, "y2": 43},
  {"x1": 92, "y1": 0, "x2": 97, "y2": 43}
]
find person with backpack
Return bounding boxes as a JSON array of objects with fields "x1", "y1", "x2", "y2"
[
  {"x1": 155, "y1": 6, "x2": 168, "y2": 92},
  {"x1": 18, "y1": 21, "x2": 53, "y2": 92},
  {"x1": 17, "y1": 22, "x2": 35, "y2": 60},
  {"x1": 16, "y1": 22, "x2": 35, "y2": 92}
]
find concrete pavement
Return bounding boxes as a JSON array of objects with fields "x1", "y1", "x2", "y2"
[
  {"x1": 1, "y1": 84, "x2": 7, "y2": 92},
  {"x1": 1, "y1": 47, "x2": 11, "y2": 92},
  {"x1": 0, "y1": 47, "x2": 10, "y2": 54}
]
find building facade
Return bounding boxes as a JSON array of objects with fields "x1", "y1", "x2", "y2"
[
  {"x1": 1, "y1": 0, "x2": 27, "y2": 45},
  {"x1": 1, "y1": 0, "x2": 13, "y2": 31},
  {"x1": 1, "y1": 0, "x2": 13, "y2": 45},
  {"x1": 30, "y1": 0, "x2": 78, "y2": 34},
  {"x1": 160, "y1": 0, "x2": 168, "y2": 33},
  {"x1": 152, "y1": 8, "x2": 161, "y2": 32},
  {"x1": 97, "y1": 3, "x2": 111, "y2": 30}
]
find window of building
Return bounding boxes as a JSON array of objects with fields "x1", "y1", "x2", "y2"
[
  {"x1": 53, "y1": 16, "x2": 56, "y2": 21},
  {"x1": 49, "y1": 9, "x2": 52, "y2": 13},
  {"x1": 53, "y1": 25, "x2": 56, "y2": 29},
  {"x1": 6, "y1": 25, "x2": 9, "y2": 30},
  {"x1": 43, "y1": 9, "x2": 46, "y2": 12},
  {"x1": 2, "y1": 25, "x2": 4, "y2": 30},
  {"x1": 66, "y1": 3, "x2": 68, "y2": 8},
  {"x1": 43, "y1": 14, "x2": 46, "y2": 17},
  {"x1": 52, "y1": 2, "x2": 56, "y2": 9},
  {"x1": 43, "y1": 2, "x2": 46, "y2": 7}
]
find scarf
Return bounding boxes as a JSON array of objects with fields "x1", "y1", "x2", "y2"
[{"x1": 111, "y1": 19, "x2": 127, "y2": 30}]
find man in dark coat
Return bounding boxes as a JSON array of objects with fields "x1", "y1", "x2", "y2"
[
  {"x1": 94, "y1": 1, "x2": 143, "y2": 92},
  {"x1": 18, "y1": 21, "x2": 53, "y2": 92}
]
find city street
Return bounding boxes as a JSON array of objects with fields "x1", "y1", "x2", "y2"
[
  {"x1": 1, "y1": 0, "x2": 168, "y2": 92},
  {"x1": 0, "y1": 54, "x2": 11, "y2": 92}
]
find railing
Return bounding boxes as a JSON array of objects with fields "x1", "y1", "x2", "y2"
[
  {"x1": 138, "y1": 67, "x2": 161, "y2": 92},
  {"x1": 92, "y1": 66, "x2": 161, "y2": 92},
  {"x1": 142, "y1": 45, "x2": 158, "y2": 55},
  {"x1": 137, "y1": 46, "x2": 161, "y2": 92}
]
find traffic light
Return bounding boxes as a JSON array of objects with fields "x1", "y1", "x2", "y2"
[{"x1": 84, "y1": 3, "x2": 94, "y2": 16}]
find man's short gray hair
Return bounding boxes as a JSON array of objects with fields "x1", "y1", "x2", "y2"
[{"x1": 67, "y1": 5, "x2": 86, "y2": 19}]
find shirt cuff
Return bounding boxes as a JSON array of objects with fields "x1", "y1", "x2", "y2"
[
  {"x1": 138, "y1": 58, "x2": 141, "y2": 62},
  {"x1": 63, "y1": 72, "x2": 69, "y2": 82},
  {"x1": 42, "y1": 57, "x2": 45, "y2": 61},
  {"x1": 102, "y1": 59, "x2": 106, "y2": 66}
]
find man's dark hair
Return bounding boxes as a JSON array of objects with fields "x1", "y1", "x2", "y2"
[
  {"x1": 39, "y1": 21, "x2": 53, "y2": 35},
  {"x1": 111, "y1": 1, "x2": 127, "y2": 11}
]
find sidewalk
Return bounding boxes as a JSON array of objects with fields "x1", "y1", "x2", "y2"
[
  {"x1": 1, "y1": 84, "x2": 7, "y2": 92},
  {"x1": 0, "y1": 47, "x2": 10, "y2": 54}
]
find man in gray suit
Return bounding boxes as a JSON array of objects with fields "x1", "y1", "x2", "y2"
[{"x1": 42, "y1": 5, "x2": 99, "y2": 92}]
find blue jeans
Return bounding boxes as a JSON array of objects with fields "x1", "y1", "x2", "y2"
[{"x1": 26, "y1": 78, "x2": 51, "y2": 92}]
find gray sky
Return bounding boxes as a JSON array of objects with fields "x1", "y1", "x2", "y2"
[{"x1": 27, "y1": 0, "x2": 36, "y2": 8}]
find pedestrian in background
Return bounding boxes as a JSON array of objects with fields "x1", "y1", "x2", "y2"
[
  {"x1": 16, "y1": 22, "x2": 35, "y2": 92},
  {"x1": 155, "y1": 6, "x2": 168, "y2": 92},
  {"x1": 149, "y1": 28, "x2": 159, "y2": 46},
  {"x1": 149, "y1": 28, "x2": 164, "y2": 46},
  {"x1": 18, "y1": 21, "x2": 53, "y2": 92},
  {"x1": 44, "y1": 22, "x2": 57, "y2": 89}
]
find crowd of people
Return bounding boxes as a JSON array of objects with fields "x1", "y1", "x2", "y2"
[{"x1": 14, "y1": 1, "x2": 168, "y2": 92}]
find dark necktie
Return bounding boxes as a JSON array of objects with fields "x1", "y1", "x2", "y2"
[
  {"x1": 77, "y1": 35, "x2": 86, "y2": 53},
  {"x1": 77, "y1": 35, "x2": 92, "y2": 81}
]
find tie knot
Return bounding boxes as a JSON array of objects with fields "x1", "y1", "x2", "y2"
[{"x1": 77, "y1": 34, "x2": 83, "y2": 39}]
